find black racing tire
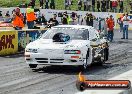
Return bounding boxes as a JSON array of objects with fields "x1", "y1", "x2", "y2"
[
  {"x1": 94, "y1": 48, "x2": 109, "y2": 66},
  {"x1": 78, "y1": 65, "x2": 86, "y2": 71},
  {"x1": 29, "y1": 64, "x2": 37, "y2": 68},
  {"x1": 93, "y1": 60, "x2": 103, "y2": 66},
  {"x1": 104, "y1": 47, "x2": 109, "y2": 61},
  {"x1": 76, "y1": 81, "x2": 86, "y2": 91}
]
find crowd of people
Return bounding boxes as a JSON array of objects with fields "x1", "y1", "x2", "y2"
[
  {"x1": 10, "y1": 4, "x2": 131, "y2": 42},
  {"x1": 19, "y1": 0, "x2": 132, "y2": 13},
  {"x1": 0, "y1": 1, "x2": 131, "y2": 43},
  {"x1": 102, "y1": 13, "x2": 131, "y2": 42},
  {"x1": 79, "y1": 0, "x2": 124, "y2": 13}
]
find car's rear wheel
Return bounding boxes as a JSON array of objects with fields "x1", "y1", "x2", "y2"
[
  {"x1": 29, "y1": 64, "x2": 37, "y2": 68},
  {"x1": 78, "y1": 65, "x2": 86, "y2": 71},
  {"x1": 76, "y1": 81, "x2": 86, "y2": 91}
]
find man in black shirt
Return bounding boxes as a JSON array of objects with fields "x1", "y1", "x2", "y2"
[
  {"x1": 110, "y1": 0, "x2": 112, "y2": 12},
  {"x1": 41, "y1": 14, "x2": 47, "y2": 25},
  {"x1": 106, "y1": 0, "x2": 110, "y2": 12},
  {"x1": 92, "y1": 0, "x2": 95, "y2": 12},
  {"x1": 101, "y1": 0, "x2": 106, "y2": 12},
  {"x1": 84, "y1": 13, "x2": 90, "y2": 26},
  {"x1": 50, "y1": 0, "x2": 55, "y2": 9},
  {"x1": 97, "y1": 0, "x2": 100, "y2": 12},
  {"x1": 39, "y1": 0, "x2": 44, "y2": 9},
  {"x1": 5, "y1": 11, "x2": 10, "y2": 17},
  {"x1": 48, "y1": 14, "x2": 59, "y2": 26},
  {"x1": 89, "y1": 13, "x2": 95, "y2": 27},
  {"x1": 119, "y1": 0, "x2": 123, "y2": 13}
]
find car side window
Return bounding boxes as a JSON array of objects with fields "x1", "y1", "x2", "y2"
[
  {"x1": 89, "y1": 28, "x2": 100, "y2": 42},
  {"x1": 82, "y1": 29, "x2": 89, "y2": 40}
]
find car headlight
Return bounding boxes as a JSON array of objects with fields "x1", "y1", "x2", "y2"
[
  {"x1": 25, "y1": 48, "x2": 38, "y2": 53},
  {"x1": 64, "y1": 50, "x2": 81, "y2": 54}
]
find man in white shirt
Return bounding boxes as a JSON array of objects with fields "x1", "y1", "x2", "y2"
[{"x1": 122, "y1": 13, "x2": 130, "y2": 39}]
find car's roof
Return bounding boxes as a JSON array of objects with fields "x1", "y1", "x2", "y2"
[{"x1": 53, "y1": 25, "x2": 93, "y2": 29}]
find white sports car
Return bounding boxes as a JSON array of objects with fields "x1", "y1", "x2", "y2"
[{"x1": 25, "y1": 25, "x2": 109, "y2": 69}]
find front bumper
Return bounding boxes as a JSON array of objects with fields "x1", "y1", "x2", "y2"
[{"x1": 25, "y1": 52, "x2": 85, "y2": 66}]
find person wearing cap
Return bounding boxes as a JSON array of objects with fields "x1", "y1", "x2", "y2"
[
  {"x1": 106, "y1": 15, "x2": 115, "y2": 42},
  {"x1": 26, "y1": 3, "x2": 36, "y2": 29},
  {"x1": 122, "y1": 13, "x2": 130, "y2": 39},
  {"x1": 12, "y1": 8, "x2": 24, "y2": 30}
]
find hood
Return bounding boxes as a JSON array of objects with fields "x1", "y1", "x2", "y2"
[{"x1": 26, "y1": 39, "x2": 90, "y2": 49}]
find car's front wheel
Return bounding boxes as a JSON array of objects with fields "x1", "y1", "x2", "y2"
[
  {"x1": 99, "y1": 47, "x2": 109, "y2": 65},
  {"x1": 29, "y1": 64, "x2": 37, "y2": 68}
]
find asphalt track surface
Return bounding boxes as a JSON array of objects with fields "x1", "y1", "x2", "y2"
[{"x1": 0, "y1": 30, "x2": 132, "y2": 94}]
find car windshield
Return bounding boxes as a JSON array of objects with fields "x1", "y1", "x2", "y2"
[{"x1": 42, "y1": 27, "x2": 89, "y2": 40}]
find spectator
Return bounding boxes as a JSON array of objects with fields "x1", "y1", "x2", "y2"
[
  {"x1": 50, "y1": 0, "x2": 55, "y2": 9},
  {"x1": 78, "y1": 0, "x2": 82, "y2": 10},
  {"x1": 39, "y1": 0, "x2": 44, "y2": 9},
  {"x1": 112, "y1": 1, "x2": 118, "y2": 13},
  {"x1": 23, "y1": 13, "x2": 26, "y2": 24},
  {"x1": 0, "y1": 11, "x2": 2, "y2": 17},
  {"x1": 92, "y1": 0, "x2": 95, "y2": 12},
  {"x1": 30, "y1": 0, "x2": 36, "y2": 8},
  {"x1": 110, "y1": 0, "x2": 112, "y2": 12},
  {"x1": 84, "y1": 13, "x2": 90, "y2": 26},
  {"x1": 122, "y1": 13, "x2": 130, "y2": 39},
  {"x1": 87, "y1": 0, "x2": 92, "y2": 11},
  {"x1": 107, "y1": 15, "x2": 115, "y2": 42},
  {"x1": 83, "y1": 0, "x2": 87, "y2": 11},
  {"x1": 89, "y1": 13, "x2": 95, "y2": 27},
  {"x1": 45, "y1": 0, "x2": 49, "y2": 9},
  {"x1": 130, "y1": 1, "x2": 132, "y2": 13},
  {"x1": 117, "y1": 18, "x2": 123, "y2": 32},
  {"x1": 101, "y1": 0, "x2": 106, "y2": 12},
  {"x1": 106, "y1": 0, "x2": 110, "y2": 12},
  {"x1": 97, "y1": 0, "x2": 100, "y2": 12},
  {"x1": 12, "y1": 8, "x2": 24, "y2": 30},
  {"x1": 35, "y1": 10, "x2": 41, "y2": 24},
  {"x1": 71, "y1": 12, "x2": 77, "y2": 25},
  {"x1": 61, "y1": 12, "x2": 72, "y2": 25},
  {"x1": 62, "y1": 13, "x2": 68, "y2": 24},
  {"x1": 65, "y1": 0, "x2": 71, "y2": 10},
  {"x1": 48, "y1": 14, "x2": 59, "y2": 26},
  {"x1": 26, "y1": 4, "x2": 36, "y2": 29},
  {"x1": 104, "y1": 17, "x2": 109, "y2": 37},
  {"x1": 119, "y1": 0, "x2": 123, "y2": 13},
  {"x1": 41, "y1": 14, "x2": 47, "y2": 25},
  {"x1": 5, "y1": 11, "x2": 10, "y2": 17}
]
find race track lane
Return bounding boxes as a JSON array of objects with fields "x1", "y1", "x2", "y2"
[{"x1": 0, "y1": 30, "x2": 132, "y2": 94}]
